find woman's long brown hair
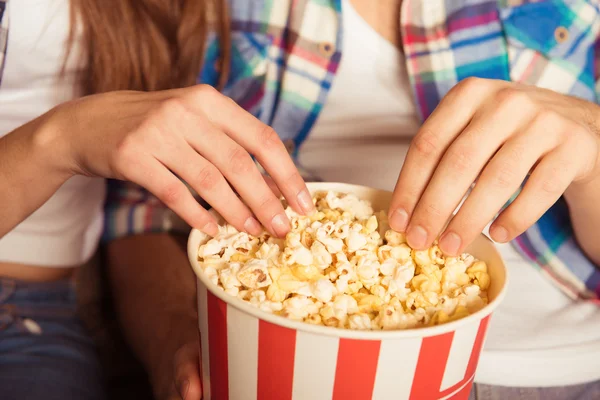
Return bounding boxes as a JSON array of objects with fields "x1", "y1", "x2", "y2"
[{"x1": 68, "y1": 0, "x2": 230, "y2": 95}]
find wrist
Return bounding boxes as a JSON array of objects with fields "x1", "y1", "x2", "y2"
[{"x1": 29, "y1": 104, "x2": 78, "y2": 180}]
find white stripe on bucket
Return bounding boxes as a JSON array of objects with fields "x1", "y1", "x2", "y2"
[
  {"x1": 227, "y1": 305, "x2": 259, "y2": 400},
  {"x1": 292, "y1": 331, "x2": 339, "y2": 400},
  {"x1": 197, "y1": 283, "x2": 212, "y2": 400},
  {"x1": 440, "y1": 322, "x2": 480, "y2": 391},
  {"x1": 371, "y1": 337, "x2": 422, "y2": 400}
]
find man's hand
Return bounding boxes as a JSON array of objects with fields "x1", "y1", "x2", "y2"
[
  {"x1": 172, "y1": 342, "x2": 202, "y2": 400},
  {"x1": 389, "y1": 78, "x2": 600, "y2": 256},
  {"x1": 105, "y1": 234, "x2": 200, "y2": 400}
]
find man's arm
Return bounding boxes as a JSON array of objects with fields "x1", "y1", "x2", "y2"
[{"x1": 105, "y1": 233, "x2": 202, "y2": 400}]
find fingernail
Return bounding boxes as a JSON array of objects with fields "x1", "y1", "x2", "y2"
[
  {"x1": 244, "y1": 217, "x2": 263, "y2": 236},
  {"x1": 297, "y1": 189, "x2": 315, "y2": 215},
  {"x1": 271, "y1": 213, "x2": 291, "y2": 238},
  {"x1": 178, "y1": 379, "x2": 190, "y2": 400},
  {"x1": 490, "y1": 225, "x2": 509, "y2": 242},
  {"x1": 407, "y1": 225, "x2": 428, "y2": 249},
  {"x1": 439, "y1": 231, "x2": 461, "y2": 255},
  {"x1": 202, "y1": 221, "x2": 219, "y2": 237},
  {"x1": 389, "y1": 208, "x2": 409, "y2": 231}
]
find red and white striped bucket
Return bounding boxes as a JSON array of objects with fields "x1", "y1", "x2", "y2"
[{"x1": 188, "y1": 183, "x2": 508, "y2": 400}]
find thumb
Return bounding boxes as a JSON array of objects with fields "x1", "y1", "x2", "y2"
[{"x1": 173, "y1": 342, "x2": 202, "y2": 400}]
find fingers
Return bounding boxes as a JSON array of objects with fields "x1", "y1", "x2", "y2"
[
  {"x1": 185, "y1": 85, "x2": 314, "y2": 216},
  {"x1": 490, "y1": 146, "x2": 578, "y2": 242},
  {"x1": 393, "y1": 83, "x2": 539, "y2": 251},
  {"x1": 156, "y1": 137, "x2": 266, "y2": 236},
  {"x1": 388, "y1": 78, "x2": 495, "y2": 233},
  {"x1": 439, "y1": 123, "x2": 559, "y2": 255},
  {"x1": 184, "y1": 121, "x2": 291, "y2": 237},
  {"x1": 120, "y1": 155, "x2": 219, "y2": 236},
  {"x1": 263, "y1": 174, "x2": 283, "y2": 198},
  {"x1": 402, "y1": 93, "x2": 534, "y2": 250},
  {"x1": 174, "y1": 342, "x2": 202, "y2": 400}
]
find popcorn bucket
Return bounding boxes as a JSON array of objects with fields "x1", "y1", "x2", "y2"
[{"x1": 187, "y1": 183, "x2": 508, "y2": 400}]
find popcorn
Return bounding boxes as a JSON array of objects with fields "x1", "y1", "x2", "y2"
[
  {"x1": 355, "y1": 255, "x2": 381, "y2": 286},
  {"x1": 197, "y1": 191, "x2": 491, "y2": 330},
  {"x1": 219, "y1": 263, "x2": 242, "y2": 290},
  {"x1": 237, "y1": 259, "x2": 272, "y2": 289},
  {"x1": 282, "y1": 295, "x2": 321, "y2": 321},
  {"x1": 346, "y1": 228, "x2": 368, "y2": 253},
  {"x1": 311, "y1": 241, "x2": 333, "y2": 268},
  {"x1": 385, "y1": 230, "x2": 406, "y2": 246},
  {"x1": 332, "y1": 294, "x2": 359, "y2": 316},
  {"x1": 348, "y1": 313, "x2": 374, "y2": 330}
]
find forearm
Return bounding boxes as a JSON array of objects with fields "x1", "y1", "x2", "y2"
[
  {"x1": 564, "y1": 178, "x2": 600, "y2": 266},
  {"x1": 0, "y1": 110, "x2": 72, "y2": 236},
  {"x1": 105, "y1": 233, "x2": 198, "y2": 399}
]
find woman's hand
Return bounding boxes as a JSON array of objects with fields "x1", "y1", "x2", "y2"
[
  {"x1": 388, "y1": 78, "x2": 600, "y2": 255},
  {"x1": 51, "y1": 85, "x2": 314, "y2": 237}
]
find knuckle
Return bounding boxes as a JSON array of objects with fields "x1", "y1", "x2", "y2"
[
  {"x1": 159, "y1": 182, "x2": 184, "y2": 206},
  {"x1": 195, "y1": 84, "x2": 218, "y2": 98},
  {"x1": 195, "y1": 165, "x2": 222, "y2": 191},
  {"x1": 228, "y1": 147, "x2": 255, "y2": 176},
  {"x1": 258, "y1": 195, "x2": 284, "y2": 216},
  {"x1": 157, "y1": 98, "x2": 188, "y2": 119},
  {"x1": 411, "y1": 129, "x2": 440, "y2": 158},
  {"x1": 447, "y1": 145, "x2": 474, "y2": 173},
  {"x1": 495, "y1": 87, "x2": 530, "y2": 109},
  {"x1": 257, "y1": 125, "x2": 282, "y2": 152},
  {"x1": 455, "y1": 77, "x2": 486, "y2": 96},
  {"x1": 533, "y1": 109, "x2": 561, "y2": 129},
  {"x1": 419, "y1": 203, "x2": 444, "y2": 228},
  {"x1": 539, "y1": 173, "x2": 564, "y2": 196},
  {"x1": 284, "y1": 170, "x2": 304, "y2": 189},
  {"x1": 493, "y1": 164, "x2": 518, "y2": 189},
  {"x1": 494, "y1": 166, "x2": 516, "y2": 189},
  {"x1": 567, "y1": 122, "x2": 590, "y2": 143}
]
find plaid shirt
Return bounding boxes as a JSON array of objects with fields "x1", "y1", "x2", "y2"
[
  {"x1": 102, "y1": 0, "x2": 600, "y2": 301},
  {"x1": 0, "y1": 0, "x2": 8, "y2": 88}
]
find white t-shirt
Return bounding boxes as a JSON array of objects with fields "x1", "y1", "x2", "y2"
[
  {"x1": 300, "y1": 0, "x2": 600, "y2": 388},
  {"x1": 0, "y1": 0, "x2": 105, "y2": 267}
]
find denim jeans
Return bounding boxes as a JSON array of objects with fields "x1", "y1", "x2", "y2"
[{"x1": 0, "y1": 278, "x2": 106, "y2": 400}]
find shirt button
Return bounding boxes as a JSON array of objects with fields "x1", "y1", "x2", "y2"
[
  {"x1": 318, "y1": 41, "x2": 335, "y2": 57},
  {"x1": 284, "y1": 139, "x2": 296, "y2": 154},
  {"x1": 554, "y1": 26, "x2": 569, "y2": 43}
]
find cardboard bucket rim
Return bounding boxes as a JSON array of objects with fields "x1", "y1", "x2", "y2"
[{"x1": 188, "y1": 182, "x2": 508, "y2": 340}]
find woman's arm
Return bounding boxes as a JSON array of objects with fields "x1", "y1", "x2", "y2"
[{"x1": 0, "y1": 111, "x2": 73, "y2": 237}]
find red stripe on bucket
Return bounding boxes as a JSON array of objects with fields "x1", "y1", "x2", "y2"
[
  {"x1": 332, "y1": 338, "x2": 381, "y2": 400},
  {"x1": 409, "y1": 332, "x2": 454, "y2": 400},
  {"x1": 207, "y1": 292, "x2": 229, "y2": 400},
  {"x1": 465, "y1": 315, "x2": 491, "y2": 378},
  {"x1": 257, "y1": 320, "x2": 296, "y2": 400}
]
